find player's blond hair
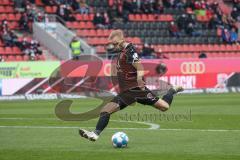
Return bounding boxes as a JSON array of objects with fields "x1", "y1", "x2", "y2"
[{"x1": 108, "y1": 29, "x2": 125, "y2": 44}]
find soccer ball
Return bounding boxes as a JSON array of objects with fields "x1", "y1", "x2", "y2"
[{"x1": 111, "y1": 132, "x2": 129, "y2": 148}]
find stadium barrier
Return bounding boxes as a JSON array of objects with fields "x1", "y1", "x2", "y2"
[
  {"x1": 0, "y1": 58, "x2": 240, "y2": 96},
  {"x1": 0, "y1": 87, "x2": 240, "y2": 101}
]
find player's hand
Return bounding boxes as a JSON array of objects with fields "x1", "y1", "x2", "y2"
[{"x1": 137, "y1": 79, "x2": 146, "y2": 90}]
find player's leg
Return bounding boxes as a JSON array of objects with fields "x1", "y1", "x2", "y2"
[
  {"x1": 79, "y1": 102, "x2": 120, "y2": 141},
  {"x1": 153, "y1": 86, "x2": 184, "y2": 111},
  {"x1": 94, "y1": 102, "x2": 120, "y2": 135},
  {"x1": 79, "y1": 91, "x2": 135, "y2": 141}
]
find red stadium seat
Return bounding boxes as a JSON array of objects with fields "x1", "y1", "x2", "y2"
[
  {"x1": 0, "y1": 6, "x2": 4, "y2": 13},
  {"x1": 7, "y1": 55, "x2": 14, "y2": 61},
  {"x1": 141, "y1": 14, "x2": 148, "y2": 21},
  {"x1": 66, "y1": 22, "x2": 74, "y2": 28},
  {"x1": 4, "y1": 47, "x2": 13, "y2": 54},
  {"x1": 5, "y1": 6, "x2": 14, "y2": 13},
  {"x1": 76, "y1": 14, "x2": 84, "y2": 21},
  {"x1": 0, "y1": 47, "x2": 4, "y2": 54},
  {"x1": 85, "y1": 22, "x2": 94, "y2": 29},
  {"x1": 83, "y1": 14, "x2": 91, "y2": 21},
  {"x1": 96, "y1": 29, "x2": 105, "y2": 37},
  {"x1": 15, "y1": 13, "x2": 21, "y2": 20},
  {"x1": 135, "y1": 14, "x2": 141, "y2": 21},
  {"x1": 23, "y1": 55, "x2": 29, "y2": 61},
  {"x1": 88, "y1": 29, "x2": 96, "y2": 37},
  {"x1": 0, "y1": 13, "x2": 7, "y2": 20},
  {"x1": 148, "y1": 14, "x2": 155, "y2": 21},
  {"x1": 8, "y1": 13, "x2": 15, "y2": 21},
  {"x1": 72, "y1": 22, "x2": 80, "y2": 29},
  {"x1": 45, "y1": 6, "x2": 52, "y2": 13},
  {"x1": 35, "y1": 0, "x2": 44, "y2": 6},
  {"x1": 12, "y1": 47, "x2": 21, "y2": 54},
  {"x1": 15, "y1": 55, "x2": 23, "y2": 61},
  {"x1": 89, "y1": 14, "x2": 94, "y2": 21},
  {"x1": 128, "y1": 14, "x2": 135, "y2": 21}
]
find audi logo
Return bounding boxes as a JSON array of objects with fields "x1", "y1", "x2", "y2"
[{"x1": 181, "y1": 62, "x2": 205, "y2": 74}]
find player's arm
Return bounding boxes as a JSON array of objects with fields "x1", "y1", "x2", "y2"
[
  {"x1": 132, "y1": 61, "x2": 144, "y2": 80},
  {"x1": 132, "y1": 60, "x2": 145, "y2": 89},
  {"x1": 126, "y1": 44, "x2": 145, "y2": 88}
]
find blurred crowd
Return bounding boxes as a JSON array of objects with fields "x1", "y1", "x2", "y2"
[
  {"x1": 11, "y1": 0, "x2": 239, "y2": 43},
  {"x1": 0, "y1": 20, "x2": 42, "y2": 61},
  {"x1": 0, "y1": 0, "x2": 239, "y2": 62}
]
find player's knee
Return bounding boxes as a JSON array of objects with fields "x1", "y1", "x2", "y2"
[
  {"x1": 160, "y1": 104, "x2": 169, "y2": 112},
  {"x1": 100, "y1": 102, "x2": 120, "y2": 114},
  {"x1": 157, "y1": 104, "x2": 169, "y2": 112},
  {"x1": 154, "y1": 100, "x2": 169, "y2": 112}
]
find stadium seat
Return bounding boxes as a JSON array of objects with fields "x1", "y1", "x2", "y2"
[
  {"x1": 12, "y1": 47, "x2": 22, "y2": 54},
  {"x1": 35, "y1": 0, "x2": 44, "y2": 6},
  {"x1": 23, "y1": 55, "x2": 29, "y2": 61},
  {"x1": 15, "y1": 55, "x2": 23, "y2": 61},
  {"x1": 4, "y1": 47, "x2": 13, "y2": 54}
]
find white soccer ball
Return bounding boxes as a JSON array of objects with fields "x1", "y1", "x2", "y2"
[{"x1": 111, "y1": 132, "x2": 129, "y2": 148}]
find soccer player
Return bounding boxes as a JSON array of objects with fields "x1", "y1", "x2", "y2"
[{"x1": 79, "y1": 30, "x2": 183, "y2": 141}]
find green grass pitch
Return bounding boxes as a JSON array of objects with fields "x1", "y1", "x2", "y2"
[{"x1": 0, "y1": 93, "x2": 240, "y2": 160}]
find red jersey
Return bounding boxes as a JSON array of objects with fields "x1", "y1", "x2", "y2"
[{"x1": 116, "y1": 43, "x2": 140, "y2": 92}]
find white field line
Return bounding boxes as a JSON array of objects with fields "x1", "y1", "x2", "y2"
[
  {"x1": 0, "y1": 117, "x2": 158, "y2": 130},
  {"x1": 1, "y1": 117, "x2": 240, "y2": 132},
  {"x1": 0, "y1": 125, "x2": 239, "y2": 132}
]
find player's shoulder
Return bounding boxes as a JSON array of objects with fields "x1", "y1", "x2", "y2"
[
  {"x1": 125, "y1": 43, "x2": 137, "y2": 53},
  {"x1": 125, "y1": 43, "x2": 140, "y2": 63},
  {"x1": 125, "y1": 43, "x2": 139, "y2": 57}
]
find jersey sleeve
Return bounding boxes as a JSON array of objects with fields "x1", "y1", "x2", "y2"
[{"x1": 126, "y1": 44, "x2": 140, "y2": 64}]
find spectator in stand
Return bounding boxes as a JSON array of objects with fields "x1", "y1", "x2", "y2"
[
  {"x1": 162, "y1": 0, "x2": 171, "y2": 8},
  {"x1": 141, "y1": 43, "x2": 156, "y2": 59},
  {"x1": 103, "y1": 12, "x2": 111, "y2": 28},
  {"x1": 208, "y1": 14, "x2": 222, "y2": 29},
  {"x1": 222, "y1": 28, "x2": 231, "y2": 43},
  {"x1": 153, "y1": 0, "x2": 164, "y2": 14},
  {"x1": 185, "y1": 22, "x2": 201, "y2": 36},
  {"x1": 19, "y1": 12, "x2": 30, "y2": 32},
  {"x1": 19, "y1": 38, "x2": 30, "y2": 51},
  {"x1": 107, "y1": 5, "x2": 119, "y2": 23},
  {"x1": 8, "y1": 31, "x2": 18, "y2": 46},
  {"x1": 233, "y1": 0, "x2": 240, "y2": 10},
  {"x1": 1, "y1": 31, "x2": 13, "y2": 47},
  {"x1": 13, "y1": 0, "x2": 26, "y2": 9},
  {"x1": 174, "y1": 0, "x2": 186, "y2": 9},
  {"x1": 22, "y1": 39, "x2": 42, "y2": 61},
  {"x1": 42, "y1": 0, "x2": 56, "y2": 6},
  {"x1": 230, "y1": 28, "x2": 238, "y2": 44},
  {"x1": 74, "y1": 0, "x2": 90, "y2": 14},
  {"x1": 123, "y1": 0, "x2": 135, "y2": 13},
  {"x1": 1, "y1": 29, "x2": 17, "y2": 47},
  {"x1": 1, "y1": 20, "x2": 9, "y2": 33},
  {"x1": 93, "y1": 12, "x2": 106, "y2": 29},
  {"x1": 31, "y1": 40, "x2": 42, "y2": 55},
  {"x1": 57, "y1": 4, "x2": 75, "y2": 21},
  {"x1": 231, "y1": 7, "x2": 240, "y2": 21},
  {"x1": 199, "y1": 52, "x2": 207, "y2": 58},
  {"x1": 169, "y1": 21, "x2": 181, "y2": 37},
  {"x1": 177, "y1": 14, "x2": 188, "y2": 30},
  {"x1": 140, "y1": 1, "x2": 154, "y2": 14}
]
